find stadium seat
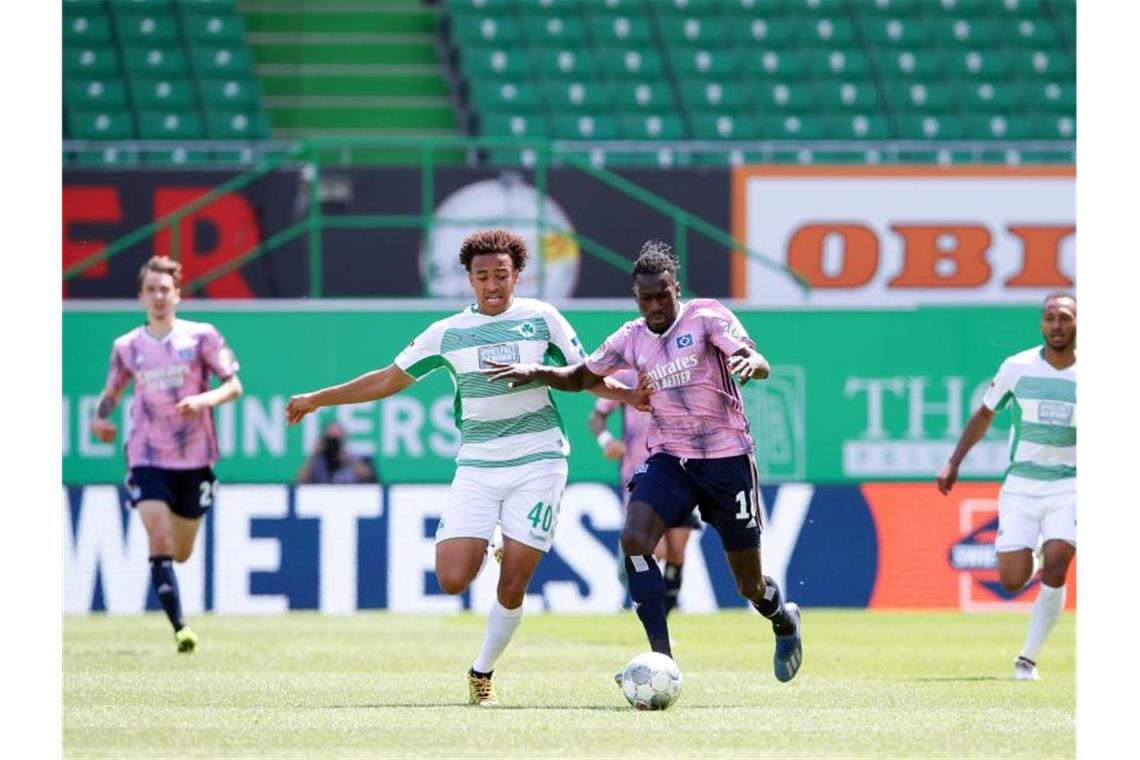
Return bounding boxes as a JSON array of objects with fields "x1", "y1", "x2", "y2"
[
  {"x1": 130, "y1": 78, "x2": 197, "y2": 109},
  {"x1": 1013, "y1": 49, "x2": 1074, "y2": 78},
  {"x1": 895, "y1": 113, "x2": 965, "y2": 140},
  {"x1": 729, "y1": 17, "x2": 795, "y2": 46},
  {"x1": 68, "y1": 108, "x2": 136, "y2": 139},
  {"x1": 1005, "y1": 17, "x2": 1060, "y2": 47},
  {"x1": 739, "y1": 50, "x2": 805, "y2": 80},
  {"x1": 861, "y1": 18, "x2": 932, "y2": 48},
  {"x1": 123, "y1": 46, "x2": 189, "y2": 77},
  {"x1": 451, "y1": 15, "x2": 522, "y2": 46},
  {"x1": 531, "y1": 48, "x2": 600, "y2": 79},
  {"x1": 523, "y1": 16, "x2": 588, "y2": 46},
  {"x1": 670, "y1": 48, "x2": 740, "y2": 78},
  {"x1": 825, "y1": 114, "x2": 891, "y2": 140},
  {"x1": 462, "y1": 47, "x2": 530, "y2": 79},
  {"x1": 1031, "y1": 81, "x2": 1076, "y2": 113},
  {"x1": 597, "y1": 49, "x2": 664, "y2": 78},
  {"x1": 619, "y1": 113, "x2": 686, "y2": 140},
  {"x1": 813, "y1": 81, "x2": 882, "y2": 113},
  {"x1": 72, "y1": 146, "x2": 140, "y2": 166},
  {"x1": 872, "y1": 49, "x2": 941, "y2": 79},
  {"x1": 189, "y1": 46, "x2": 254, "y2": 78},
  {"x1": 181, "y1": 12, "x2": 248, "y2": 45},
  {"x1": 206, "y1": 111, "x2": 272, "y2": 139},
  {"x1": 757, "y1": 113, "x2": 824, "y2": 140},
  {"x1": 138, "y1": 110, "x2": 205, "y2": 139},
  {"x1": 678, "y1": 79, "x2": 749, "y2": 111},
  {"x1": 516, "y1": 0, "x2": 587, "y2": 19},
  {"x1": 64, "y1": 46, "x2": 121, "y2": 77},
  {"x1": 884, "y1": 80, "x2": 954, "y2": 113},
  {"x1": 1030, "y1": 114, "x2": 1076, "y2": 140},
  {"x1": 689, "y1": 112, "x2": 761, "y2": 140},
  {"x1": 654, "y1": 0, "x2": 725, "y2": 17},
  {"x1": 929, "y1": 18, "x2": 999, "y2": 47},
  {"x1": 65, "y1": 78, "x2": 128, "y2": 109},
  {"x1": 543, "y1": 81, "x2": 613, "y2": 112},
  {"x1": 802, "y1": 48, "x2": 869, "y2": 79},
  {"x1": 657, "y1": 17, "x2": 729, "y2": 47},
  {"x1": 64, "y1": 13, "x2": 112, "y2": 44},
  {"x1": 961, "y1": 114, "x2": 1032, "y2": 139},
  {"x1": 198, "y1": 78, "x2": 262, "y2": 110},
  {"x1": 953, "y1": 81, "x2": 1023, "y2": 113},
  {"x1": 552, "y1": 113, "x2": 620, "y2": 140},
  {"x1": 113, "y1": 13, "x2": 180, "y2": 46},
  {"x1": 582, "y1": 0, "x2": 644, "y2": 17},
  {"x1": 940, "y1": 50, "x2": 1010, "y2": 79},
  {"x1": 794, "y1": 17, "x2": 856, "y2": 47},
  {"x1": 469, "y1": 81, "x2": 541, "y2": 112},
  {"x1": 752, "y1": 81, "x2": 815, "y2": 112},
  {"x1": 479, "y1": 113, "x2": 551, "y2": 138},
  {"x1": 612, "y1": 81, "x2": 677, "y2": 112},
  {"x1": 589, "y1": 14, "x2": 653, "y2": 46}
]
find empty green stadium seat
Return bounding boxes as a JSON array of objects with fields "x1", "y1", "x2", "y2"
[
  {"x1": 131, "y1": 78, "x2": 196, "y2": 109},
  {"x1": 516, "y1": 0, "x2": 585, "y2": 18},
  {"x1": 757, "y1": 113, "x2": 824, "y2": 140},
  {"x1": 113, "y1": 13, "x2": 180, "y2": 45},
  {"x1": 64, "y1": 13, "x2": 111, "y2": 44},
  {"x1": 68, "y1": 108, "x2": 135, "y2": 139},
  {"x1": 895, "y1": 113, "x2": 964, "y2": 140},
  {"x1": 679, "y1": 79, "x2": 749, "y2": 111},
  {"x1": 739, "y1": 50, "x2": 805, "y2": 80},
  {"x1": 752, "y1": 81, "x2": 815, "y2": 112},
  {"x1": 1030, "y1": 114, "x2": 1075, "y2": 140},
  {"x1": 469, "y1": 81, "x2": 541, "y2": 112},
  {"x1": 1005, "y1": 17, "x2": 1059, "y2": 47},
  {"x1": 961, "y1": 114, "x2": 1031, "y2": 139},
  {"x1": 206, "y1": 111, "x2": 271, "y2": 139},
  {"x1": 597, "y1": 48, "x2": 664, "y2": 78},
  {"x1": 64, "y1": 46, "x2": 120, "y2": 77},
  {"x1": 871, "y1": 49, "x2": 940, "y2": 78},
  {"x1": 543, "y1": 80, "x2": 613, "y2": 111},
  {"x1": 480, "y1": 113, "x2": 551, "y2": 138},
  {"x1": 182, "y1": 12, "x2": 248, "y2": 45},
  {"x1": 190, "y1": 46, "x2": 254, "y2": 77},
  {"x1": 589, "y1": 15, "x2": 653, "y2": 45},
  {"x1": 670, "y1": 48, "x2": 739, "y2": 78},
  {"x1": 689, "y1": 112, "x2": 761, "y2": 140},
  {"x1": 583, "y1": 0, "x2": 644, "y2": 16},
  {"x1": 794, "y1": 17, "x2": 855, "y2": 46},
  {"x1": 850, "y1": 0, "x2": 927, "y2": 15},
  {"x1": 531, "y1": 48, "x2": 600, "y2": 79},
  {"x1": 65, "y1": 78, "x2": 128, "y2": 109},
  {"x1": 1013, "y1": 49, "x2": 1074, "y2": 78},
  {"x1": 451, "y1": 15, "x2": 522, "y2": 46},
  {"x1": 552, "y1": 113, "x2": 619, "y2": 140},
  {"x1": 138, "y1": 110, "x2": 204, "y2": 139},
  {"x1": 814, "y1": 81, "x2": 882, "y2": 112},
  {"x1": 73, "y1": 146, "x2": 140, "y2": 166},
  {"x1": 802, "y1": 49, "x2": 869, "y2": 78},
  {"x1": 612, "y1": 81, "x2": 677, "y2": 111},
  {"x1": 462, "y1": 47, "x2": 529, "y2": 78},
  {"x1": 885, "y1": 80, "x2": 954, "y2": 113},
  {"x1": 620, "y1": 113, "x2": 685, "y2": 139},
  {"x1": 1031, "y1": 81, "x2": 1076, "y2": 113},
  {"x1": 179, "y1": 0, "x2": 239, "y2": 12},
  {"x1": 658, "y1": 17, "x2": 729, "y2": 46},
  {"x1": 930, "y1": 18, "x2": 999, "y2": 47},
  {"x1": 523, "y1": 16, "x2": 587, "y2": 46},
  {"x1": 655, "y1": 0, "x2": 725, "y2": 17},
  {"x1": 199, "y1": 78, "x2": 262, "y2": 110},
  {"x1": 730, "y1": 17, "x2": 794, "y2": 46},
  {"x1": 861, "y1": 18, "x2": 931, "y2": 47},
  {"x1": 123, "y1": 46, "x2": 189, "y2": 77},
  {"x1": 142, "y1": 148, "x2": 215, "y2": 166},
  {"x1": 63, "y1": 0, "x2": 110, "y2": 17},
  {"x1": 954, "y1": 81, "x2": 1022, "y2": 112},
  {"x1": 826, "y1": 114, "x2": 891, "y2": 140},
  {"x1": 782, "y1": 0, "x2": 848, "y2": 16}
]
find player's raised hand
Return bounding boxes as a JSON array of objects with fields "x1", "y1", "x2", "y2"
[
  {"x1": 727, "y1": 352, "x2": 769, "y2": 384},
  {"x1": 285, "y1": 394, "x2": 318, "y2": 426},
  {"x1": 936, "y1": 461, "x2": 959, "y2": 495},
  {"x1": 90, "y1": 418, "x2": 117, "y2": 443},
  {"x1": 481, "y1": 360, "x2": 538, "y2": 388},
  {"x1": 631, "y1": 373, "x2": 655, "y2": 412}
]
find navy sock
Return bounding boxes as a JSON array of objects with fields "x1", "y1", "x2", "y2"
[
  {"x1": 149, "y1": 556, "x2": 186, "y2": 632},
  {"x1": 663, "y1": 562, "x2": 683, "y2": 617},
  {"x1": 624, "y1": 555, "x2": 671, "y2": 657},
  {"x1": 751, "y1": 575, "x2": 796, "y2": 636}
]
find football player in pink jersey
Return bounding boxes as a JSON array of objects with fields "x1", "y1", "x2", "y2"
[
  {"x1": 485, "y1": 241, "x2": 802, "y2": 684},
  {"x1": 90, "y1": 256, "x2": 243, "y2": 653},
  {"x1": 589, "y1": 368, "x2": 700, "y2": 618}
]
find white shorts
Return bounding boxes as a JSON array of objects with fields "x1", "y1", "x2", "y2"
[
  {"x1": 436, "y1": 458, "x2": 568, "y2": 552},
  {"x1": 994, "y1": 489, "x2": 1076, "y2": 553}
]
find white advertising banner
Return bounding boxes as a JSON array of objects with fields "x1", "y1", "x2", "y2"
[{"x1": 731, "y1": 167, "x2": 1076, "y2": 306}]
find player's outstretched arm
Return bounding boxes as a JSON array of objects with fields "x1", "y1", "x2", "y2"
[
  {"x1": 285, "y1": 364, "x2": 413, "y2": 426},
  {"x1": 936, "y1": 406, "x2": 995, "y2": 494},
  {"x1": 483, "y1": 361, "x2": 651, "y2": 410},
  {"x1": 727, "y1": 347, "x2": 770, "y2": 384}
]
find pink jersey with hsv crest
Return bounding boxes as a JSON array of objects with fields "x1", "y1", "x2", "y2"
[
  {"x1": 585, "y1": 299, "x2": 755, "y2": 460},
  {"x1": 104, "y1": 319, "x2": 240, "y2": 469},
  {"x1": 593, "y1": 368, "x2": 651, "y2": 486}
]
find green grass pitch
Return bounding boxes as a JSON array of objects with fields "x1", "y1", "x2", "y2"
[{"x1": 64, "y1": 610, "x2": 1074, "y2": 758}]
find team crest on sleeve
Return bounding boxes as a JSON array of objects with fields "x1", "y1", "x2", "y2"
[{"x1": 675, "y1": 333, "x2": 694, "y2": 349}]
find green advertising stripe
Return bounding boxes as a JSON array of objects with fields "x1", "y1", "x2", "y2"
[
  {"x1": 1019, "y1": 421, "x2": 1076, "y2": 447},
  {"x1": 1014, "y1": 376, "x2": 1076, "y2": 403},
  {"x1": 456, "y1": 451, "x2": 566, "y2": 469},
  {"x1": 461, "y1": 406, "x2": 562, "y2": 445},
  {"x1": 1007, "y1": 462, "x2": 1076, "y2": 480},
  {"x1": 456, "y1": 372, "x2": 541, "y2": 399},
  {"x1": 440, "y1": 319, "x2": 550, "y2": 354}
]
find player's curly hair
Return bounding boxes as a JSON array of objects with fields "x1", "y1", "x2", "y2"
[
  {"x1": 632, "y1": 240, "x2": 679, "y2": 280},
  {"x1": 458, "y1": 228, "x2": 529, "y2": 272},
  {"x1": 1043, "y1": 291, "x2": 1076, "y2": 310},
  {"x1": 137, "y1": 255, "x2": 183, "y2": 290}
]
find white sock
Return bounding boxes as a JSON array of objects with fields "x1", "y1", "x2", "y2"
[
  {"x1": 471, "y1": 600, "x2": 524, "y2": 674},
  {"x1": 1020, "y1": 583, "x2": 1066, "y2": 661}
]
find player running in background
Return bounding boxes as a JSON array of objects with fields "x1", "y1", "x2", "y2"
[
  {"x1": 284, "y1": 229, "x2": 646, "y2": 707},
  {"x1": 90, "y1": 256, "x2": 243, "y2": 653},
  {"x1": 589, "y1": 368, "x2": 700, "y2": 617},
  {"x1": 938, "y1": 292, "x2": 1077, "y2": 681},
  {"x1": 485, "y1": 241, "x2": 802, "y2": 683}
]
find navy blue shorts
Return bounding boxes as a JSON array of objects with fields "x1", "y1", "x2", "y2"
[
  {"x1": 628, "y1": 453, "x2": 761, "y2": 551},
  {"x1": 126, "y1": 466, "x2": 217, "y2": 520},
  {"x1": 622, "y1": 484, "x2": 702, "y2": 530}
]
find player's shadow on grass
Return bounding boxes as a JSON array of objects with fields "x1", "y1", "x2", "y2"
[{"x1": 905, "y1": 676, "x2": 1002, "y2": 682}]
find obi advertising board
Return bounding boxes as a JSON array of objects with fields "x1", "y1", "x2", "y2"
[
  {"x1": 731, "y1": 166, "x2": 1076, "y2": 306},
  {"x1": 63, "y1": 481, "x2": 1074, "y2": 614}
]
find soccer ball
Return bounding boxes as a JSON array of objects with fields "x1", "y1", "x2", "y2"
[{"x1": 619, "y1": 652, "x2": 683, "y2": 710}]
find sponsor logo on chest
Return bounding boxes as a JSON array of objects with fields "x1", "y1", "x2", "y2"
[
  {"x1": 478, "y1": 342, "x2": 521, "y2": 369},
  {"x1": 1037, "y1": 400, "x2": 1073, "y2": 426}
]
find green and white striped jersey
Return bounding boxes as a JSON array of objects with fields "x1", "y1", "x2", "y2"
[
  {"x1": 393, "y1": 298, "x2": 588, "y2": 469},
  {"x1": 982, "y1": 346, "x2": 1076, "y2": 495}
]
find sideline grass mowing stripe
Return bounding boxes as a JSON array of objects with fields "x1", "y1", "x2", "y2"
[{"x1": 64, "y1": 610, "x2": 1074, "y2": 758}]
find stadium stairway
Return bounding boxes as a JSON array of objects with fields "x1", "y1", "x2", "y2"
[{"x1": 241, "y1": 0, "x2": 459, "y2": 157}]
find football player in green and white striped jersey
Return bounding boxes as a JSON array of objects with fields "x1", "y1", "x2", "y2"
[
  {"x1": 285, "y1": 229, "x2": 647, "y2": 706},
  {"x1": 938, "y1": 292, "x2": 1076, "y2": 682}
]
